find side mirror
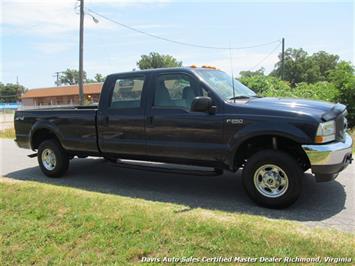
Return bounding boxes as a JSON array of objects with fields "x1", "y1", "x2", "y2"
[{"x1": 191, "y1": 96, "x2": 216, "y2": 114}]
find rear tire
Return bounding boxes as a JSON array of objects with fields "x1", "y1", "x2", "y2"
[
  {"x1": 38, "y1": 139, "x2": 69, "y2": 178},
  {"x1": 242, "y1": 150, "x2": 303, "y2": 208}
]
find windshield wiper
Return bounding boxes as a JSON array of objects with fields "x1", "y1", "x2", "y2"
[{"x1": 229, "y1": 95, "x2": 259, "y2": 101}]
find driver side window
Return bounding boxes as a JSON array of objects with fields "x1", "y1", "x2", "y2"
[{"x1": 154, "y1": 74, "x2": 201, "y2": 110}]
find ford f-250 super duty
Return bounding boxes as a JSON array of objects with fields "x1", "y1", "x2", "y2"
[{"x1": 14, "y1": 66, "x2": 353, "y2": 208}]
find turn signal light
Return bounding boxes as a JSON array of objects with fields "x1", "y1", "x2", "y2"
[{"x1": 315, "y1": 136, "x2": 325, "y2": 143}]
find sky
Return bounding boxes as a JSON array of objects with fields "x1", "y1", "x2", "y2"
[{"x1": 0, "y1": 0, "x2": 354, "y2": 89}]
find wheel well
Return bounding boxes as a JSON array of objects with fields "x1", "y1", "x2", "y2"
[
  {"x1": 234, "y1": 135, "x2": 310, "y2": 171},
  {"x1": 31, "y1": 129, "x2": 59, "y2": 150}
]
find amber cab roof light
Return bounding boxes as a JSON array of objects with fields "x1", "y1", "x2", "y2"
[{"x1": 190, "y1": 65, "x2": 218, "y2": 70}]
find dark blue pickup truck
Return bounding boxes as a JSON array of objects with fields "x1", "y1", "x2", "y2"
[{"x1": 14, "y1": 67, "x2": 353, "y2": 208}]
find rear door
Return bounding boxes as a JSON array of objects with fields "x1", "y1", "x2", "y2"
[
  {"x1": 145, "y1": 71, "x2": 224, "y2": 162},
  {"x1": 97, "y1": 73, "x2": 149, "y2": 156}
]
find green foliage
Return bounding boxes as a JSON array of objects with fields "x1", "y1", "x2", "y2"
[
  {"x1": 327, "y1": 61, "x2": 354, "y2": 88},
  {"x1": 137, "y1": 52, "x2": 182, "y2": 70},
  {"x1": 87, "y1": 74, "x2": 106, "y2": 84},
  {"x1": 310, "y1": 51, "x2": 339, "y2": 81},
  {"x1": 327, "y1": 62, "x2": 355, "y2": 126},
  {"x1": 59, "y1": 69, "x2": 105, "y2": 85},
  {"x1": 94, "y1": 73, "x2": 105, "y2": 82},
  {"x1": 59, "y1": 69, "x2": 87, "y2": 85},
  {"x1": 242, "y1": 54, "x2": 354, "y2": 126},
  {"x1": 292, "y1": 82, "x2": 339, "y2": 102},
  {"x1": 240, "y1": 76, "x2": 340, "y2": 102},
  {"x1": 323, "y1": 61, "x2": 355, "y2": 125},
  {"x1": 239, "y1": 68, "x2": 265, "y2": 78},
  {"x1": 0, "y1": 82, "x2": 27, "y2": 103},
  {"x1": 271, "y1": 49, "x2": 339, "y2": 85},
  {"x1": 239, "y1": 75, "x2": 291, "y2": 95}
]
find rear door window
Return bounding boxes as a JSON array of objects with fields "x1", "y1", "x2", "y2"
[{"x1": 110, "y1": 76, "x2": 145, "y2": 109}]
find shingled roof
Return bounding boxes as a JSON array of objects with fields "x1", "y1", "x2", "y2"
[{"x1": 22, "y1": 83, "x2": 103, "y2": 99}]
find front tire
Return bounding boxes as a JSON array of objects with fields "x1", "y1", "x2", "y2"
[
  {"x1": 38, "y1": 139, "x2": 69, "y2": 178},
  {"x1": 242, "y1": 150, "x2": 303, "y2": 208}
]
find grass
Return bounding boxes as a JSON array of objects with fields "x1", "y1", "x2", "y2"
[
  {"x1": 350, "y1": 128, "x2": 355, "y2": 153},
  {"x1": 0, "y1": 127, "x2": 15, "y2": 139},
  {"x1": 0, "y1": 179, "x2": 354, "y2": 265}
]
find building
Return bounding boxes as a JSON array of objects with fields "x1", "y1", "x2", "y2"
[{"x1": 21, "y1": 83, "x2": 102, "y2": 107}]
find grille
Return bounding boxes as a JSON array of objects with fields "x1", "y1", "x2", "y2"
[{"x1": 335, "y1": 111, "x2": 347, "y2": 141}]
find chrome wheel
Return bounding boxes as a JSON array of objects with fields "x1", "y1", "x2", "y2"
[
  {"x1": 253, "y1": 164, "x2": 289, "y2": 198},
  {"x1": 41, "y1": 148, "x2": 56, "y2": 171}
]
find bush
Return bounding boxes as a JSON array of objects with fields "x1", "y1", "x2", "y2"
[
  {"x1": 328, "y1": 62, "x2": 355, "y2": 126},
  {"x1": 239, "y1": 75, "x2": 290, "y2": 95},
  {"x1": 292, "y1": 82, "x2": 339, "y2": 102},
  {"x1": 239, "y1": 76, "x2": 339, "y2": 101},
  {"x1": 338, "y1": 77, "x2": 355, "y2": 127},
  {"x1": 239, "y1": 74, "x2": 354, "y2": 126}
]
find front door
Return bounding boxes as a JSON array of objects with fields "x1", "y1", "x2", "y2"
[{"x1": 146, "y1": 72, "x2": 224, "y2": 162}]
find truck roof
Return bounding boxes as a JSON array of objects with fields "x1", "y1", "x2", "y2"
[{"x1": 107, "y1": 66, "x2": 218, "y2": 77}]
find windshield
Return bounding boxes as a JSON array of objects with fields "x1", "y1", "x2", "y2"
[{"x1": 195, "y1": 69, "x2": 256, "y2": 100}]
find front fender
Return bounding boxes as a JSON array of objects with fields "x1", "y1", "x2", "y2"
[{"x1": 225, "y1": 122, "x2": 313, "y2": 168}]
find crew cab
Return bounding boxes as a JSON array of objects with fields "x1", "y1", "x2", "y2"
[{"x1": 14, "y1": 67, "x2": 353, "y2": 208}]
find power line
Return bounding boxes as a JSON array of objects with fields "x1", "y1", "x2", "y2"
[
  {"x1": 250, "y1": 42, "x2": 281, "y2": 70},
  {"x1": 87, "y1": 8, "x2": 280, "y2": 51}
]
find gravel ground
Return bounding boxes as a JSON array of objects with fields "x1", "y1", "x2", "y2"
[{"x1": 1, "y1": 139, "x2": 354, "y2": 232}]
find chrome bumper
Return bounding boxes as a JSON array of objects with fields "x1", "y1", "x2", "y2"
[{"x1": 302, "y1": 133, "x2": 353, "y2": 181}]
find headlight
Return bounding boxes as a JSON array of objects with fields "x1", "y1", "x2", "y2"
[{"x1": 315, "y1": 120, "x2": 336, "y2": 143}]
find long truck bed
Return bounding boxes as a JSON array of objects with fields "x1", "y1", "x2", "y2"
[{"x1": 15, "y1": 106, "x2": 99, "y2": 154}]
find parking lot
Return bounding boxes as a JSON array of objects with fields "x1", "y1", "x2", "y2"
[{"x1": 1, "y1": 139, "x2": 354, "y2": 232}]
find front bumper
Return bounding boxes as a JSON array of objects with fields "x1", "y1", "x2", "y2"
[{"x1": 302, "y1": 133, "x2": 353, "y2": 182}]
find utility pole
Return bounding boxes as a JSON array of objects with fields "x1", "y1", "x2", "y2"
[
  {"x1": 16, "y1": 76, "x2": 20, "y2": 103},
  {"x1": 78, "y1": 0, "x2": 84, "y2": 105},
  {"x1": 281, "y1": 37, "x2": 285, "y2": 80},
  {"x1": 54, "y1": 72, "x2": 61, "y2": 86}
]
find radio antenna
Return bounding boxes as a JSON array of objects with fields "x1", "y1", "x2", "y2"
[{"x1": 229, "y1": 42, "x2": 236, "y2": 102}]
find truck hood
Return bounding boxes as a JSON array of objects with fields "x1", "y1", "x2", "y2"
[{"x1": 237, "y1": 97, "x2": 345, "y2": 121}]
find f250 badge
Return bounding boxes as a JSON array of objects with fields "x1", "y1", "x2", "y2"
[{"x1": 226, "y1": 119, "x2": 244, "y2": 124}]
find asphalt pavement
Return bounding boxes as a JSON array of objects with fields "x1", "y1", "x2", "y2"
[{"x1": 1, "y1": 139, "x2": 354, "y2": 232}]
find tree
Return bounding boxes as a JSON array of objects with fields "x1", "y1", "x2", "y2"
[
  {"x1": 292, "y1": 82, "x2": 339, "y2": 102},
  {"x1": 309, "y1": 51, "x2": 339, "y2": 81},
  {"x1": 86, "y1": 74, "x2": 105, "y2": 83},
  {"x1": 94, "y1": 73, "x2": 105, "y2": 82},
  {"x1": 239, "y1": 68, "x2": 265, "y2": 78},
  {"x1": 137, "y1": 52, "x2": 182, "y2": 70},
  {"x1": 271, "y1": 49, "x2": 340, "y2": 85},
  {"x1": 0, "y1": 82, "x2": 27, "y2": 103},
  {"x1": 271, "y1": 48, "x2": 309, "y2": 85},
  {"x1": 59, "y1": 70, "x2": 105, "y2": 85},
  {"x1": 59, "y1": 69, "x2": 87, "y2": 85},
  {"x1": 239, "y1": 75, "x2": 290, "y2": 95},
  {"x1": 327, "y1": 61, "x2": 353, "y2": 88},
  {"x1": 328, "y1": 61, "x2": 355, "y2": 126}
]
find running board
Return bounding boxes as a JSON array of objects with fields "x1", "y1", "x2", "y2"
[
  {"x1": 109, "y1": 160, "x2": 222, "y2": 176},
  {"x1": 28, "y1": 153, "x2": 38, "y2": 158}
]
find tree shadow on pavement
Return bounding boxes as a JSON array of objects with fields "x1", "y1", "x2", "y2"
[{"x1": 4, "y1": 158, "x2": 347, "y2": 223}]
